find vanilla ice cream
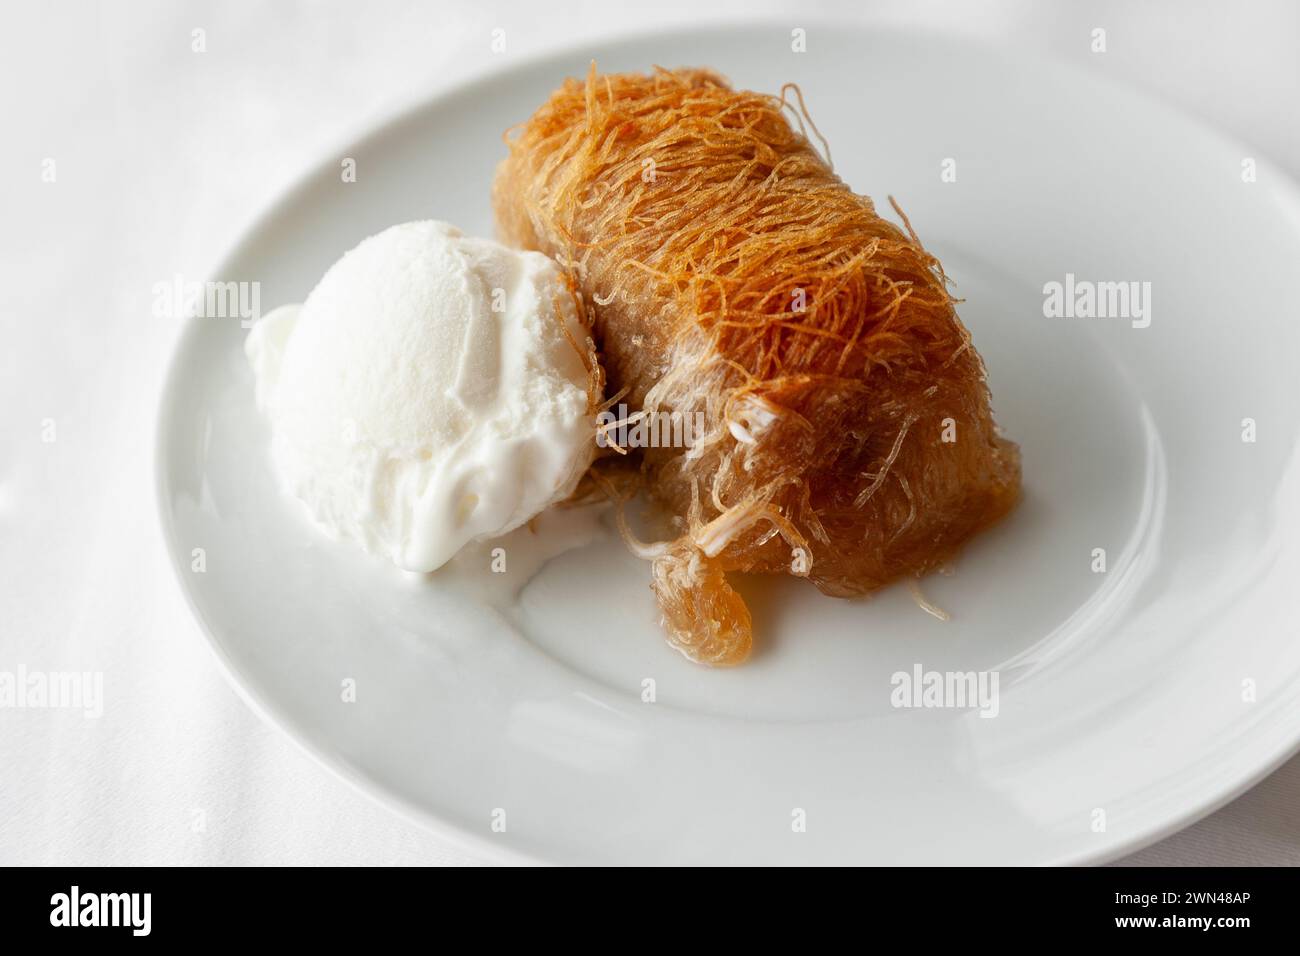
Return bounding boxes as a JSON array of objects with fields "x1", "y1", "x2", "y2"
[{"x1": 245, "y1": 220, "x2": 598, "y2": 572}]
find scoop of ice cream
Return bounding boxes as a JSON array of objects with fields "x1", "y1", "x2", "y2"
[{"x1": 245, "y1": 220, "x2": 597, "y2": 572}]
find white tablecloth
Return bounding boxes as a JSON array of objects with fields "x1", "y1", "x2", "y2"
[{"x1": 3, "y1": 0, "x2": 1297, "y2": 866}]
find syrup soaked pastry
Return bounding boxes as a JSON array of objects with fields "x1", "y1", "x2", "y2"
[{"x1": 494, "y1": 66, "x2": 1021, "y2": 665}]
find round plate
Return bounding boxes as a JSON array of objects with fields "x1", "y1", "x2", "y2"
[{"x1": 156, "y1": 21, "x2": 1300, "y2": 864}]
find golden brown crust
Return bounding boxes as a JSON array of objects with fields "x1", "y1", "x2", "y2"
[{"x1": 494, "y1": 66, "x2": 1020, "y2": 664}]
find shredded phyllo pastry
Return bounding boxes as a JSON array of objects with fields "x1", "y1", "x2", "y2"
[{"x1": 494, "y1": 65, "x2": 1021, "y2": 665}]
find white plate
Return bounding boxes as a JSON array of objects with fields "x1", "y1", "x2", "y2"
[{"x1": 156, "y1": 21, "x2": 1300, "y2": 865}]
